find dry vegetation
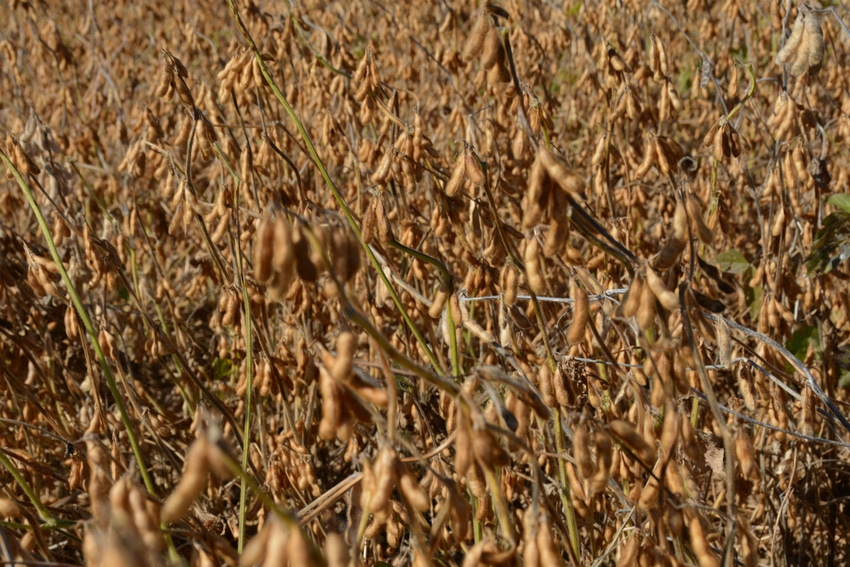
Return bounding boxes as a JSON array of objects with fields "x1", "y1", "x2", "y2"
[{"x1": 3, "y1": 0, "x2": 850, "y2": 565}]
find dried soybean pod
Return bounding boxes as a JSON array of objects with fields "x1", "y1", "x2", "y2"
[
  {"x1": 616, "y1": 537, "x2": 640, "y2": 567},
  {"x1": 636, "y1": 279, "x2": 657, "y2": 331},
  {"x1": 464, "y1": 13, "x2": 490, "y2": 60},
  {"x1": 155, "y1": 55, "x2": 173, "y2": 98},
  {"x1": 429, "y1": 286, "x2": 449, "y2": 319},
  {"x1": 538, "y1": 364, "x2": 556, "y2": 407},
  {"x1": 653, "y1": 407, "x2": 677, "y2": 468},
  {"x1": 412, "y1": 113, "x2": 424, "y2": 163},
  {"x1": 472, "y1": 426, "x2": 509, "y2": 468},
  {"x1": 254, "y1": 217, "x2": 275, "y2": 282},
  {"x1": 161, "y1": 438, "x2": 210, "y2": 523},
  {"x1": 738, "y1": 520, "x2": 759, "y2": 567},
  {"x1": 318, "y1": 367, "x2": 342, "y2": 440},
  {"x1": 361, "y1": 200, "x2": 377, "y2": 245},
  {"x1": 501, "y1": 263, "x2": 518, "y2": 306},
  {"x1": 375, "y1": 198, "x2": 393, "y2": 245},
  {"x1": 729, "y1": 127, "x2": 741, "y2": 158},
  {"x1": 465, "y1": 151, "x2": 485, "y2": 185},
  {"x1": 670, "y1": 198, "x2": 694, "y2": 241},
  {"x1": 639, "y1": 473, "x2": 661, "y2": 511},
  {"x1": 567, "y1": 279, "x2": 589, "y2": 345},
  {"x1": 689, "y1": 515, "x2": 720, "y2": 567},
  {"x1": 522, "y1": 513, "x2": 540, "y2": 567},
  {"x1": 544, "y1": 207, "x2": 569, "y2": 255},
  {"x1": 780, "y1": 5, "x2": 823, "y2": 77},
  {"x1": 634, "y1": 138, "x2": 655, "y2": 179},
  {"x1": 653, "y1": 137, "x2": 671, "y2": 175},
  {"x1": 716, "y1": 317, "x2": 732, "y2": 366},
  {"x1": 686, "y1": 194, "x2": 713, "y2": 245},
  {"x1": 573, "y1": 422, "x2": 594, "y2": 479},
  {"x1": 525, "y1": 237, "x2": 546, "y2": 295},
  {"x1": 368, "y1": 447, "x2": 398, "y2": 515},
  {"x1": 370, "y1": 149, "x2": 393, "y2": 184},
  {"x1": 553, "y1": 364, "x2": 571, "y2": 407},
  {"x1": 444, "y1": 154, "x2": 466, "y2": 196},
  {"x1": 703, "y1": 122, "x2": 721, "y2": 148},
  {"x1": 330, "y1": 331, "x2": 356, "y2": 383},
  {"x1": 658, "y1": 79, "x2": 670, "y2": 121},
  {"x1": 727, "y1": 63, "x2": 739, "y2": 99},
  {"x1": 536, "y1": 514, "x2": 561, "y2": 567},
  {"x1": 487, "y1": 59, "x2": 511, "y2": 84},
  {"x1": 608, "y1": 419, "x2": 655, "y2": 466},
  {"x1": 792, "y1": 145, "x2": 808, "y2": 180},
  {"x1": 607, "y1": 47, "x2": 626, "y2": 72},
  {"x1": 645, "y1": 266, "x2": 679, "y2": 311},
  {"x1": 65, "y1": 305, "x2": 79, "y2": 339},
  {"x1": 589, "y1": 430, "x2": 612, "y2": 495},
  {"x1": 454, "y1": 406, "x2": 472, "y2": 478},
  {"x1": 648, "y1": 32, "x2": 659, "y2": 75},
  {"x1": 625, "y1": 89, "x2": 640, "y2": 120},
  {"x1": 480, "y1": 28, "x2": 503, "y2": 69},
  {"x1": 523, "y1": 156, "x2": 551, "y2": 228},
  {"x1": 352, "y1": 52, "x2": 368, "y2": 85},
  {"x1": 775, "y1": 8, "x2": 806, "y2": 69},
  {"x1": 796, "y1": 6, "x2": 824, "y2": 76},
  {"x1": 771, "y1": 204, "x2": 786, "y2": 238},
  {"x1": 736, "y1": 428, "x2": 757, "y2": 480},
  {"x1": 591, "y1": 132, "x2": 608, "y2": 167},
  {"x1": 737, "y1": 366, "x2": 756, "y2": 411},
  {"x1": 539, "y1": 146, "x2": 585, "y2": 196},
  {"x1": 293, "y1": 226, "x2": 318, "y2": 282},
  {"x1": 655, "y1": 33, "x2": 669, "y2": 76},
  {"x1": 654, "y1": 219, "x2": 686, "y2": 271},
  {"x1": 668, "y1": 82, "x2": 683, "y2": 111},
  {"x1": 397, "y1": 463, "x2": 430, "y2": 511},
  {"x1": 619, "y1": 275, "x2": 643, "y2": 318},
  {"x1": 783, "y1": 149, "x2": 798, "y2": 186}
]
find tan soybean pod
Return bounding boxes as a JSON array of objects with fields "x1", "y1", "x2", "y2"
[
  {"x1": 645, "y1": 266, "x2": 679, "y2": 310},
  {"x1": 634, "y1": 138, "x2": 655, "y2": 179},
  {"x1": 464, "y1": 14, "x2": 490, "y2": 60},
  {"x1": 775, "y1": 9, "x2": 806, "y2": 70},
  {"x1": 525, "y1": 237, "x2": 546, "y2": 295},
  {"x1": 454, "y1": 406, "x2": 472, "y2": 478},
  {"x1": 567, "y1": 279, "x2": 589, "y2": 345},
  {"x1": 619, "y1": 275, "x2": 643, "y2": 318},
  {"x1": 685, "y1": 195, "x2": 713, "y2": 244},
  {"x1": 523, "y1": 156, "x2": 552, "y2": 228},
  {"x1": 573, "y1": 422, "x2": 594, "y2": 479},
  {"x1": 465, "y1": 151, "x2": 485, "y2": 185},
  {"x1": 444, "y1": 154, "x2": 466, "y2": 196},
  {"x1": 539, "y1": 146, "x2": 585, "y2": 196},
  {"x1": 636, "y1": 278, "x2": 657, "y2": 331},
  {"x1": 608, "y1": 419, "x2": 655, "y2": 466},
  {"x1": 428, "y1": 286, "x2": 449, "y2": 319},
  {"x1": 161, "y1": 438, "x2": 211, "y2": 523}
]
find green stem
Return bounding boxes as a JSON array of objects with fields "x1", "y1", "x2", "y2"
[
  {"x1": 554, "y1": 408, "x2": 581, "y2": 560},
  {"x1": 0, "y1": 450, "x2": 56, "y2": 525},
  {"x1": 389, "y1": 239, "x2": 459, "y2": 376},
  {"x1": 237, "y1": 278, "x2": 254, "y2": 555}
]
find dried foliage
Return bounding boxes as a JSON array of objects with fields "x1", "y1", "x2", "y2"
[{"x1": 2, "y1": 0, "x2": 850, "y2": 566}]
